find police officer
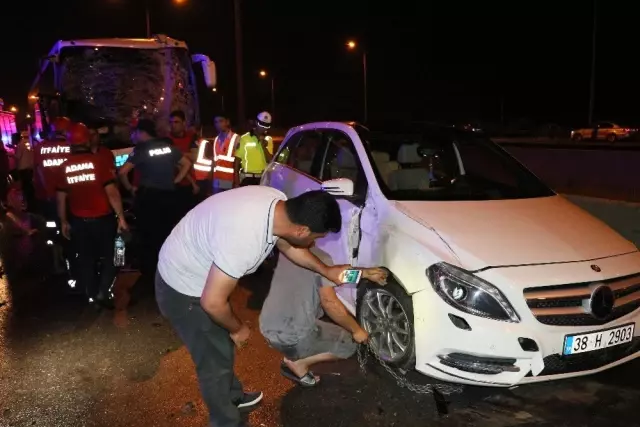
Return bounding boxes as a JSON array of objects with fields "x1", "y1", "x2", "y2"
[
  {"x1": 56, "y1": 122, "x2": 128, "y2": 308},
  {"x1": 33, "y1": 117, "x2": 72, "y2": 219},
  {"x1": 117, "y1": 119, "x2": 192, "y2": 287},
  {"x1": 234, "y1": 111, "x2": 274, "y2": 186}
]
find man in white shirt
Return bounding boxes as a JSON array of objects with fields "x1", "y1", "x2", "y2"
[{"x1": 156, "y1": 186, "x2": 350, "y2": 427}]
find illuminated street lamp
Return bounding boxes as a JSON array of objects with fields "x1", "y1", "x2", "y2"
[
  {"x1": 346, "y1": 40, "x2": 368, "y2": 123},
  {"x1": 26, "y1": 114, "x2": 32, "y2": 119},
  {"x1": 9, "y1": 106, "x2": 17, "y2": 113},
  {"x1": 259, "y1": 70, "x2": 276, "y2": 117}
]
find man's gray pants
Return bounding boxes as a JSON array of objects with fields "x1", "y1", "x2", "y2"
[{"x1": 156, "y1": 272, "x2": 245, "y2": 427}]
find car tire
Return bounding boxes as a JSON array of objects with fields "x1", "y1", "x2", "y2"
[
  {"x1": 356, "y1": 278, "x2": 416, "y2": 371},
  {"x1": 607, "y1": 133, "x2": 617, "y2": 142},
  {"x1": 572, "y1": 133, "x2": 583, "y2": 142}
]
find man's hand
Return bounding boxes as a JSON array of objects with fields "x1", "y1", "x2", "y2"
[
  {"x1": 191, "y1": 183, "x2": 200, "y2": 195},
  {"x1": 130, "y1": 186, "x2": 137, "y2": 197},
  {"x1": 61, "y1": 221, "x2": 71, "y2": 240},
  {"x1": 230, "y1": 323, "x2": 251, "y2": 349},
  {"x1": 324, "y1": 265, "x2": 351, "y2": 286},
  {"x1": 352, "y1": 327, "x2": 369, "y2": 344},
  {"x1": 117, "y1": 217, "x2": 129, "y2": 234},
  {"x1": 362, "y1": 267, "x2": 388, "y2": 286}
]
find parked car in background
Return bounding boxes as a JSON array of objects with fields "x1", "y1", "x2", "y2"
[
  {"x1": 571, "y1": 122, "x2": 637, "y2": 142},
  {"x1": 262, "y1": 121, "x2": 640, "y2": 387}
]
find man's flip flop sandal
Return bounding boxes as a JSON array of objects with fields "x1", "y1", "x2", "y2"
[{"x1": 280, "y1": 362, "x2": 319, "y2": 387}]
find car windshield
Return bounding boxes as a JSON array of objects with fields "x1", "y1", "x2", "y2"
[
  {"x1": 357, "y1": 126, "x2": 555, "y2": 201},
  {"x1": 56, "y1": 45, "x2": 197, "y2": 147}
]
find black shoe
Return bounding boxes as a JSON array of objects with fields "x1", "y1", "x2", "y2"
[
  {"x1": 234, "y1": 392, "x2": 263, "y2": 410},
  {"x1": 95, "y1": 295, "x2": 115, "y2": 310}
]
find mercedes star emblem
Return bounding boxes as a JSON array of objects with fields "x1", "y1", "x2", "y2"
[
  {"x1": 589, "y1": 285, "x2": 615, "y2": 320},
  {"x1": 590, "y1": 264, "x2": 601, "y2": 272}
]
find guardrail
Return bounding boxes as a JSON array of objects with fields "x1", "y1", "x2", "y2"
[
  {"x1": 503, "y1": 145, "x2": 640, "y2": 202},
  {"x1": 494, "y1": 137, "x2": 640, "y2": 150}
]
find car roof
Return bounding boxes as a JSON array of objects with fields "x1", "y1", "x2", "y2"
[{"x1": 289, "y1": 121, "x2": 479, "y2": 140}]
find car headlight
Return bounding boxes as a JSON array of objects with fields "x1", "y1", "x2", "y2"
[{"x1": 427, "y1": 262, "x2": 520, "y2": 323}]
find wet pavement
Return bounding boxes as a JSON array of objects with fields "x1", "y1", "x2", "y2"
[{"x1": 0, "y1": 266, "x2": 639, "y2": 427}]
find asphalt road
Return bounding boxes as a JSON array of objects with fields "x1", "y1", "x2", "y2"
[{"x1": 1, "y1": 264, "x2": 639, "y2": 427}]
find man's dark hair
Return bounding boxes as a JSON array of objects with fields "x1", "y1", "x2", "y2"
[
  {"x1": 214, "y1": 112, "x2": 229, "y2": 120},
  {"x1": 284, "y1": 190, "x2": 341, "y2": 234},
  {"x1": 136, "y1": 119, "x2": 158, "y2": 138},
  {"x1": 169, "y1": 110, "x2": 186, "y2": 121}
]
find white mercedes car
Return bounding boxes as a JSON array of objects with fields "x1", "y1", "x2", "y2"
[{"x1": 261, "y1": 121, "x2": 640, "y2": 387}]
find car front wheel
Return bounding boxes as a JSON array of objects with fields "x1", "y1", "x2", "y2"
[{"x1": 356, "y1": 279, "x2": 416, "y2": 371}]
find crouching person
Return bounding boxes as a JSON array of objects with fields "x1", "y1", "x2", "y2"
[{"x1": 259, "y1": 252, "x2": 387, "y2": 386}]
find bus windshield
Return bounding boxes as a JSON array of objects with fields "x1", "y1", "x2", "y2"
[{"x1": 57, "y1": 46, "x2": 197, "y2": 144}]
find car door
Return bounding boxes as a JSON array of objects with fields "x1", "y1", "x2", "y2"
[
  {"x1": 316, "y1": 129, "x2": 376, "y2": 309},
  {"x1": 262, "y1": 129, "x2": 326, "y2": 196}
]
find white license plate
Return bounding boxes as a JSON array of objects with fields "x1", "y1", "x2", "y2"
[{"x1": 563, "y1": 323, "x2": 635, "y2": 355}]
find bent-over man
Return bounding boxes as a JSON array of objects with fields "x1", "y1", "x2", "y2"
[{"x1": 156, "y1": 186, "x2": 355, "y2": 427}]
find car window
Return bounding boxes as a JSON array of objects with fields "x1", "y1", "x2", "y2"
[
  {"x1": 358, "y1": 127, "x2": 555, "y2": 201},
  {"x1": 598, "y1": 122, "x2": 612, "y2": 128},
  {"x1": 320, "y1": 130, "x2": 367, "y2": 195},
  {"x1": 284, "y1": 130, "x2": 324, "y2": 178}
]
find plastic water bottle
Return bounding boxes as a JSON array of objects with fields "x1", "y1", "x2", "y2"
[{"x1": 114, "y1": 235, "x2": 126, "y2": 267}]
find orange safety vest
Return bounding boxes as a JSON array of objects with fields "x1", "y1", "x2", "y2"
[
  {"x1": 193, "y1": 138, "x2": 213, "y2": 181},
  {"x1": 211, "y1": 133, "x2": 238, "y2": 181}
]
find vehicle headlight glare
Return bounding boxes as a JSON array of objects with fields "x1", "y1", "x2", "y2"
[
  {"x1": 427, "y1": 262, "x2": 520, "y2": 323},
  {"x1": 451, "y1": 286, "x2": 467, "y2": 301}
]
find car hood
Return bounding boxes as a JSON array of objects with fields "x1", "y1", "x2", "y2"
[{"x1": 394, "y1": 195, "x2": 637, "y2": 271}]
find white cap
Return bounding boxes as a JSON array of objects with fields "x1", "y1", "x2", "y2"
[{"x1": 256, "y1": 111, "x2": 272, "y2": 129}]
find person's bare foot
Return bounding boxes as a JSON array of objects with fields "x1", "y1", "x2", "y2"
[{"x1": 283, "y1": 358, "x2": 320, "y2": 383}]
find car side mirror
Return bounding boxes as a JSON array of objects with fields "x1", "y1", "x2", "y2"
[
  {"x1": 192, "y1": 54, "x2": 217, "y2": 88},
  {"x1": 321, "y1": 178, "x2": 354, "y2": 197}
]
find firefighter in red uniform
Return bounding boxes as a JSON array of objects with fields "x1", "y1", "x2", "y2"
[
  {"x1": 89, "y1": 125, "x2": 116, "y2": 174},
  {"x1": 168, "y1": 110, "x2": 199, "y2": 215},
  {"x1": 56, "y1": 122, "x2": 128, "y2": 308},
  {"x1": 33, "y1": 117, "x2": 72, "y2": 218}
]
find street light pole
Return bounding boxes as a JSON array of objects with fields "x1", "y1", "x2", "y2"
[
  {"x1": 213, "y1": 88, "x2": 225, "y2": 112},
  {"x1": 270, "y1": 77, "x2": 276, "y2": 117},
  {"x1": 588, "y1": 0, "x2": 597, "y2": 125},
  {"x1": 234, "y1": 0, "x2": 245, "y2": 125},
  {"x1": 259, "y1": 70, "x2": 275, "y2": 116},
  {"x1": 362, "y1": 52, "x2": 368, "y2": 124},
  {"x1": 346, "y1": 40, "x2": 368, "y2": 124},
  {"x1": 145, "y1": 0, "x2": 151, "y2": 38}
]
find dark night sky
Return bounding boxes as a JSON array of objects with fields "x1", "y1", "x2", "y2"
[{"x1": 2, "y1": 1, "x2": 639, "y2": 128}]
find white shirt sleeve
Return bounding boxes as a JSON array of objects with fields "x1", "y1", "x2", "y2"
[{"x1": 212, "y1": 240, "x2": 257, "y2": 279}]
